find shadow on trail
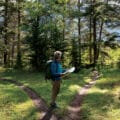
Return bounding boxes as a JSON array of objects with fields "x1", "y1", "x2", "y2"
[{"x1": 41, "y1": 107, "x2": 56, "y2": 120}]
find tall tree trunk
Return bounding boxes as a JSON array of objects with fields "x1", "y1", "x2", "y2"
[
  {"x1": 78, "y1": 0, "x2": 82, "y2": 68},
  {"x1": 17, "y1": 5, "x2": 21, "y2": 56},
  {"x1": 97, "y1": 0, "x2": 109, "y2": 64},
  {"x1": 62, "y1": 17, "x2": 65, "y2": 60},
  {"x1": 16, "y1": 0, "x2": 22, "y2": 69},
  {"x1": 62, "y1": 17, "x2": 65, "y2": 42},
  {"x1": 11, "y1": 35, "x2": 15, "y2": 66},
  {"x1": 71, "y1": 35, "x2": 79, "y2": 72},
  {"x1": 97, "y1": 20, "x2": 103, "y2": 60},
  {"x1": 89, "y1": 15, "x2": 92, "y2": 64},
  {"x1": 4, "y1": 0, "x2": 8, "y2": 66},
  {"x1": 93, "y1": 0, "x2": 97, "y2": 67}
]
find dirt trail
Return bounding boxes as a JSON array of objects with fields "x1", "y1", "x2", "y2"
[{"x1": 63, "y1": 80, "x2": 96, "y2": 120}]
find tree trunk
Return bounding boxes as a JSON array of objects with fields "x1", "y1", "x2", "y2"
[
  {"x1": 78, "y1": 0, "x2": 82, "y2": 68},
  {"x1": 11, "y1": 35, "x2": 15, "y2": 66},
  {"x1": 4, "y1": 0, "x2": 8, "y2": 66},
  {"x1": 16, "y1": 0, "x2": 22, "y2": 69},
  {"x1": 17, "y1": 7, "x2": 21, "y2": 56},
  {"x1": 89, "y1": 15, "x2": 92, "y2": 64},
  {"x1": 93, "y1": 0, "x2": 97, "y2": 67},
  {"x1": 97, "y1": 20, "x2": 103, "y2": 60}
]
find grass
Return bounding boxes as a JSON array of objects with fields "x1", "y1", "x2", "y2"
[
  {"x1": 80, "y1": 68, "x2": 120, "y2": 120},
  {"x1": 0, "y1": 67, "x2": 91, "y2": 119},
  {"x1": 0, "y1": 81, "x2": 39, "y2": 120},
  {"x1": 1, "y1": 67, "x2": 119, "y2": 120}
]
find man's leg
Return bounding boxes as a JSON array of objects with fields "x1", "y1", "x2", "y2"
[{"x1": 51, "y1": 80, "x2": 61, "y2": 105}]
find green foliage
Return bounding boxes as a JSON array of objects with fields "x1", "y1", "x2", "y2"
[
  {"x1": 24, "y1": 0, "x2": 69, "y2": 71},
  {"x1": 25, "y1": 1, "x2": 43, "y2": 18},
  {"x1": 0, "y1": 40, "x2": 5, "y2": 53},
  {"x1": 26, "y1": 19, "x2": 46, "y2": 71},
  {"x1": 1, "y1": 0, "x2": 120, "y2": 71},
  {"x1": 15, "y1": 51, "x2": 23, "y2": 69},
  {"x1": 117, "y1": 57, "x2": 120, "y2": 68}
]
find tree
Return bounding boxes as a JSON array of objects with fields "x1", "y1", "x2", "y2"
[
  {"x1": 0, "y1": 0, "x2": 120, "y2": 70},
  {"x1": 78, "y1": 0, "x2": 82, "y2": 68},
  {"x1": 15, "y1": 0, "x2": 23, "y2": 69},
  {"x1": 71, "y1": 36, "x2": 79, "y2": 72},
  {"x1": 3, "y1": 0, "x2": 8, "y2": 66},
  {"x1": 24, "y1": 0, "x2": 69, "y2": 71}
]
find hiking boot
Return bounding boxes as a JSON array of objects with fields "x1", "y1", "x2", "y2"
[{"x1": 50, "y1": 102, "x2": 59, "y2": 109}]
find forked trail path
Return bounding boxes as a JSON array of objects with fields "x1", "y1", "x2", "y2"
[{"x1": 0, "y1": 74, "x2": 97, "y2": 120}]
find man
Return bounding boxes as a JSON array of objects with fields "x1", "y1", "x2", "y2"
[{"x1": 50, "y1": 51, "x2": 65, "y2": 108}]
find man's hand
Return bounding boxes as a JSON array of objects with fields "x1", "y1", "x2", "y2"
[{"x1": 61, "y1": 73, "x2": 66, "y2": 77}]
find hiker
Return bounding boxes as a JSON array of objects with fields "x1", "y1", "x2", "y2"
[{"x1": 50, "y1": 51, "x2": 65, "y2": 108}]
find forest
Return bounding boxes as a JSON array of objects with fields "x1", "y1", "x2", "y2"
[
  {"x1": 0, "y1": 0, "x2": 120, "y2": 120},
  {"x1": 0, "y1": 0, "x2": 119, "y2": 71}
]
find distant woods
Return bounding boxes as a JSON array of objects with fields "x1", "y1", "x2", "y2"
[{"x1": 0, "y1": 0, "x2": 120, "y2": 71}]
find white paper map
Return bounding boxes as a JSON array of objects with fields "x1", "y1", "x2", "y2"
[{"x1": 64, "y1": 67, "x2": 75, "y2": 74}]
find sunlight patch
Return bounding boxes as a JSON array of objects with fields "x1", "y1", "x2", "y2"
[
  {"x1": 0, "y1": 67, "x2": 6, "y2": 72},
  {"x1": 15, "y1": 100, "x2": 34, "y2": 112},
  {"x1": 88, "y1": 87, "x2": 108, "y2": 94},
  {"x1": 69, "y1": 84, "x2": 81, "y2": 92},
  {"x1": 107, "y1": 109, "x2": 120, "y2": 120}
]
